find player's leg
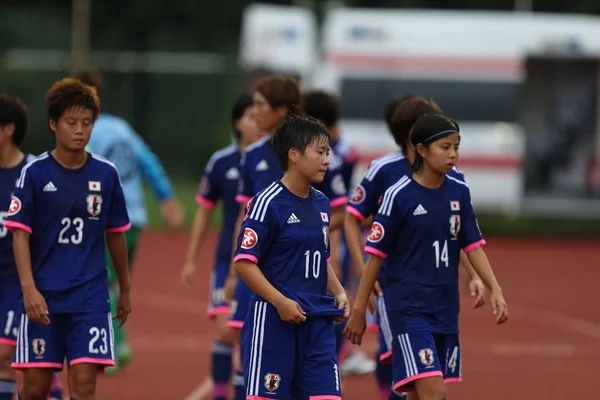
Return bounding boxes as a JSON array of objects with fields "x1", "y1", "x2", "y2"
[
  {"x1": 374, "y1": 293, "x2": 397, "y2": 399},
  {"x1": 293, "y1": 317, "x2": 341, "y2": 400},
  {"x1": 0, "y1": 303, "x2": 19, "y2": 400},
  {"x1": 227, "y1": 280, "x2": 252, "y2": 400},
  {"x1": 241, "y1": 300, "x2": 294, "y2": 400},
  {"x1": 66, "y1": 312, "x2": 115, "y2": 399},
  {"x1": 49, "y1": 372, "x2": 65, "y2": 400},
  {"x1": 208, "y1": 265, "x2": 234, "y2": 400},
  {"x1": 103, "y1": 244, "x2": 120, "y2": 376},
  {"x1": 13, "y1": 314, "x2": 64, "y2": 400},
  {"x1": 391, "y1": 331, "x2": 446, "y2": 400},
  {"x1": 435, "y1": 333, "x2": 462, "y2": 386}
]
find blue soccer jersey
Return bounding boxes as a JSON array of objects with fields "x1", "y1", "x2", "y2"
[
  {"x1": 365, "y1": 174, "x2": 485, "y2": 334},
  {"x1": 236, "y1": 135, "x2": 347, "y2": 207},
  {"x1": 332, "y1": 136, "x2": 359, "y2": 194},
  {"x1": 196, "y1": 143, "x2": 243, "y2": 267},
  {"x1": 4, "y1": 152, "x2": 130, "y2": 313},
  {"x1": 233, "y1": 181, "x2": 344, "y2": 317}
]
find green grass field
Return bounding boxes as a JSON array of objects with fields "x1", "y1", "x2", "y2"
[{"x1": 144, "y1": 179, "x2": 600, "y2": 237}]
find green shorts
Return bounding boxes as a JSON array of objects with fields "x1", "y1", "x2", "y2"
[{"x1": 106, "y1": 227, "x2": 141, "y2": 287}]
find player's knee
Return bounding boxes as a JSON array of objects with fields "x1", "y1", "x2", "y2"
[
  {"x1": 69, "y1": 367, "x2": 97, "y2": 399},
  {"x1": 20, "y1": 386, "x2": 51, "y2": 400},
  {"x1": 0, "y1": 348, "x2": 13, "y2": 373},
  {"x1": 417, "y1": 388, "x2": 446, "y2": 400},
  {"x1": 214, "y1": 324, "x2": 234, "y2": 343}
]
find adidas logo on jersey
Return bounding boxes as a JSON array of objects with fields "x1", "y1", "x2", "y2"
[
  {"x1": 287, "y1": 213, "x2": 300, "y2": 224},
  {"x1": 43, "y1": 182, "x2": 57, "y2": 192},
  {"x1": 413, "y1": 204, "x2": 427, "y2": 216},
  {"x1": 256, "y1": 160, "x2": 269, "y2": 171}
]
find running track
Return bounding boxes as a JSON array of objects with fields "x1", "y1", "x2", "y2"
[{"x1": 69, "y1": 231, "x2": 599, "y2": 399}]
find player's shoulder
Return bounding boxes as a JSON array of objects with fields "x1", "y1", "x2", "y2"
[
  {"x1": 364, "y1": 151, "x2": 406, "y2": 182},
  {"x1": 206, "y1": 143, "x2": 239, "y2": 173},
  {"x1": 20, "y1": 152, "x2": 50, "y2": 173},
  {"x1": 89, "y1": 153, "x2": 121, "y2": 178},
  {"x1": 24, "y1": 153, "x2": 37, "y2": 163},
  {"x1": 310, "y1": 186, "x2": 331, "y2": 206},
  {"x1": 241, "y1": 135, "x2": 270, "y2": 164},
  {"x1": 246, "y1": 181, "x2": 286, "y2": 221},
  {"x1": 379, "y1": 175, "x2": 414, "y2": 214},
  {"x1": 448, "y1": 166, "x2": 466, "y2": 183}
]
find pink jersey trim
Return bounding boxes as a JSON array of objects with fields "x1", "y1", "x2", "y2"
[
  {"x1": 12, "y1": 361, "x2": 63, "y2": 370},
  {"x1": 227, "y1": 320, "x2": 244, "y2": 329},
  {"x1": 365, "y1": 246, "x2": 387, "y2": 259},
  {"x1": 444, "y1": 377, "x2": 463, "y2": 384},
  {"x1": 0, "y1": 338, "x2": 17, "y2": 346},
  {"x1": 247, "y1": 396, "x2": 275, "y2": 400},
  {"x1": 234, "y1": 254, "x2": 258, "y2": 264},
  {"x1": 4, "y1": 220, "x2": 32, "y2": 234},
  {"x1": 105, "y1": 223, "x2": 131, "y2": 233},
  {"x1": 70, "y1": 357, "x2": 115, "y2": 367},
  {"x1": 330, "y1": 196, "x2": 348, "y2": 208},
  {"x1": 463, "y1": 239, "x2": 486, "y2": 253},
  {"x1": 309, "y1": 396, "x2": 342, "y2": 400},
  {"x1": 236, "y1": 194, "x2": 251, "y2": 204},
  {"x1": 195, "y1": 195, "x2": 217, "y2": 209},
  {"x1": 367, "y1": 323, "x2": 379, "y2": 332},
  {"x1": 346, "y1": 206, "x2": 366, "y2": 221},
  {"x1": 393, "y1": 371, "x2": 443, "y2": 391},
  {"x1": 208, "y1": 306, "x2": 231, "y2": 319},
  {"x1": 327, "y1": 257, "x2": 331, "y2": 264},
  {"x1": 379, "y1": 350, "x2": 392, "y2": 363}
]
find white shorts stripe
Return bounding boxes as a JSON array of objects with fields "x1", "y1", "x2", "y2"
[
  {"x1": 377, "y1": 295, "x2": 393, "y2": 351},
  {"x1": 398, "y1": 334, "x2": 412, "y2": 377},
  {"x1": 403, "y1": 334, "x2": 419, "y2": 376},
  {"x1": 247, "y1": 301, "x2": 267, "y2": 396},
  {"x1": 107, "y1": 312, "x2": 115, "y2": 361},
  {"x1": 24, "y1": 315, "x2": 29, "y2": 363}
]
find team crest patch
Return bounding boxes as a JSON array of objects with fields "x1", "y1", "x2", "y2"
[
  {"x1": 449, "y1": 215, "x2": 461, "y2": 237},
  {"x1": 241, "y1": 227, "x2": 258, "y2": 249},
  {"x1": 419, "y1": 348, "x2": 434, "y2": 366},
  {"x1": 350, "y1": 184, "x2": 366, "y2": 204},
  {"x1": 32, "y1": 338, "x2": 46, "y2": 357},
  {"x1": 367, "y1": 222, "x2": 385, "y2": 243},
  {"x1": 7, "y1": 196, "x2": 21, "y2": 216},
  {"x1": 86, "y1": 194, "x2": 103, "y2": 217},
  {"x1": 323, "y1": 226, "x2": 329, "y2": 250},
  {"x1": 264, "y1": 373, "x2": 281, "y2": 392}
]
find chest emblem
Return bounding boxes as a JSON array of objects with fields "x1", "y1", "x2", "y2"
[
  {"x1": 323, "y1": 226, "x2": 329, "y2": 250},
  {"x1": 449, "y1": 215, "x2": 461, "y2": 237},
  {"x1": 86, "y1": 194, "x2": 103, "y2": 217}
]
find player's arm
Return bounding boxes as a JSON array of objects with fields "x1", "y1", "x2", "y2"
[
  {"x1": 461, "y1": 189, "x2": 508, "y2": 324},
  {"x1": 106, "y1": 171, "x2": 133, "y2": 326},
  {"x1": 460, "y1": 250, "x2": 486, "y2": 308}
]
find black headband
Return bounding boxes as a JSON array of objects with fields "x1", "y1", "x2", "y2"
[{"x1": 418, "y1": 129, "x2": 459, "y2": 145}]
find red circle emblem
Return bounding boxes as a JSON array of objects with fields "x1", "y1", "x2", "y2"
[{"x1": 368, "y1": 222, "x2": 385, "y2": 243}]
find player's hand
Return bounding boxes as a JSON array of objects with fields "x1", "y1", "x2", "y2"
[
  {"x1": 469, "y1": 278, "x2": 486, "y2": 309},
  {"x1": 490, "y1": 289, "x2": 508, "y2": 325},
  {"x1": 160, "y1": 198, "x2": 184, "y2": 228},
  {"x1": 333, "y1": 293, "x2": 350, "y2": 323},
  {"x1": 114, "y1": 291, "x2": 132, "y2": 328},
  {"x1": 23, "y1": 287, "x2": 50, "y2": 325},
  {"x1": 343, "y1": 308, "x2": 367, "y2": 345},
  {"x1": 274, "y1": 298, "x2": 307, "y2": 324},
  {"x1": 180, "y1": 261, "x2": 196, "y2": 289},
  {"x1": 224, "y1": 274, "x2": 237, "y2": 304}
]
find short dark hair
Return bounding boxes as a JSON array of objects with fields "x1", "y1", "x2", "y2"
[
  {"x1": 45, "y1": 78, "x2": 101, "y2": 134},
  {"x1": 0, "y1": 94, "x2": 29, "y2": 146},
  {"x1": 389, "y1": 97, "x2": 444, "y2": 153},
  {"x1": 73, "y1": 70, "x2": 104, "y2": 99},
  {"x1": 256, "y1": 74, "x2": 303, "y2": 110},
  {"x1": 231, "y1": 93, "x2": 254, "y2": 139},
  {"x1": 303, "y1": 90, "x2": 340, "y2": 128},
  {"x1": 384, "y1": 95, "x2": 413, "y2": 131},
  {"x1": 272, "y1": 111, "x2": 331, "y2": 171},
  {"x1": 410, "y1": 113, "x2": 460, "y2": 172}
]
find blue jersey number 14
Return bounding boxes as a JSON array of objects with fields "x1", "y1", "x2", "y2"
[{"x1": 432, "y1": 240, "x2": 449, "y2": 268}]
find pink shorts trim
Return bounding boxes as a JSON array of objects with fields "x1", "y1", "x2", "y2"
[
  {"x1": 236, "y1": 194, "x2": 251, "y2": 204},
  {"x1": 444, "y1": 377, "x2": 462, "y2": 384},
  {"x1": 393, "y1": 371, "x2": 443, "y2": 391},
  {"x1": 70, "y1": 357, "x2": 115, "y2": 367},
  {"x1": 0, "y1": 338, "x2": 17, "y2": 346},
  {"x1": 367, "y1": 323, "x2": 379, "y2": 332},
  {"x1": 364, "y1": 246, "x2": 387, "y2": 259},
  {"x1": 227, "y1": 320, "x2": 244, "y2": 329},
  {"x1": 379, "y1": 350, "x2": 392, "y2": 363},
  {"x1": 208, "y1": 306, "x2": 231, "y2": 319},
  {"x1": 463, "y1": 239, "x2": 486, "y2": 253},
  {"x1": 12, "y1": 362, "x2": 63, "y2": 370},
  {"x1": 106, "y1": 223, "x2": 131, "y2": 233},
  {"x1": 247, "y1": 396, "x2": 274, "y2": 400},
  {"x1": 346, "y1": 206, "x2": 366, "y2": 221},
  {"x1": 195, "y1": 195, "x2": 217, "y2": 209},
  {"x1": 4, "y1": 221, "x2": 32, "y2": 234},
  {"x1": 327, "y1": 257, "x2": 331, "y2": 264},
  {"x1": 330, "y1": 196, "x2": 348, "y2": 208},
  {"x1": 310, "y1": 396, "x2": 342, "y2": 400},
  {"x1": 233, "y1": 254, "x2": 258, "y2": 264}
]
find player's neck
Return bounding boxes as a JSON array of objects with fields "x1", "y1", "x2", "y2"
[
  {"x1": 406, "y1": 148, "x2": 416, "y2": 164},
  {"x1": 413, "y1": 168, "x2": 444, "y2": 189},
  {"x1": 51, "y1": 147, "x2": 87, "y2": 169},
  {"x1": 0, "y1": 144, "x2": 24, "y2": 168},
  {"x1": 280, "y1": 171, "x2": 310, "y2": 198}
]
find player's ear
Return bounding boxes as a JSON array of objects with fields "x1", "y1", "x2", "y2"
[
  {"x1": 415, "y1": 143, "x2": 428, "y2": 158},
  {"x1": 48, "y1": 119, "x2": 58, "y2": 135},
  {"x1": 288, "y1": 147, "x2": 299, "y2": 164},
  {"x1": 0, "y1": 122, "x2": 15, "y2": 137}
]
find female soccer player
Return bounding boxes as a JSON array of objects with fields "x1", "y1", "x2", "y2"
[
  {"x1": 180, "y1": 93, "x2": 262, "y2": 400},
  {"x1": 4, "y1": 78, "x2": 132, "y2": 400},
  {"x1": 344, "y1": 113, "x2": 508, "y2": 400},
  {"x1": 224, "y1": 74, "x2": 348, "y2": 400},
  {"x1": 0, "y1": 95, "x2": 65, "y2": 400},
  {"x1": 233, "y1": 112, "x2": 349, "y2": 400}
]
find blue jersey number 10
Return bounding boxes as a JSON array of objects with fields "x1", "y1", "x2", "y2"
[
  {"x1": 432, "y1": 240, "x2": 449, "y2": 268},
  {"x1": 304, "y1": 250, "x2": 321, "y2": 279}
]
